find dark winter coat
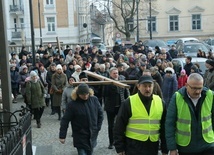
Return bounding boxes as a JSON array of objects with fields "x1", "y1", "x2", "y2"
[
  {"x1": 25, "y1": 80, "x2": 45, "y2": 109},
  {"x1": 104, "y1": 75, "x2": 130, "y2": 112},
  {"x1": 10, "y1": 70, "x2": 19, "y2": 89},
  {"x1": 152, "y1": 72, "x2": 163, "y2": 88},
  {"x1": 184, "y1": 62, "x2": 193, "y2": 76},
  {"x1": 59, "y1": 87, "x2": 103, "y2": 151},
  {"x1": 162, "y1": 74, "x2": 178, "y2": 107},
  {"x1": 126, "y1": 67, "x2": 139, "y2": 80}
]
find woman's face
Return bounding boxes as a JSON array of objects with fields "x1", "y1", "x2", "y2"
[
  {"x1": 68, "y1": 78, "x2": 75, "y2": 84},
  {"x1": 57, "y1": 68, "x2": 62, "y2": 73}
]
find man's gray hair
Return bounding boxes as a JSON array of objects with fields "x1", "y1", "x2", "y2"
[
  {"x1": 187, "y1": 73, "x2": 203, "y2": 83},
  {"x1": 109, "y1": 67, "x2": 118, "y2": 73}
]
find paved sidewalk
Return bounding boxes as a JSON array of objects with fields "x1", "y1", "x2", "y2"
[{"x1": 14, "y1": 96, "x2": 116, "y2": 155}]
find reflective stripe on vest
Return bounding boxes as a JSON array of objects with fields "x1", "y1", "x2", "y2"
[
  {"x1": 125, "y1": 94, "x2": 163, "y2": 142},
  {"x1": 176, "y1": 90, "x2": 214, "y2": 146}
]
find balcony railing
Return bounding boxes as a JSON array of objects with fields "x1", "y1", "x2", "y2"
[
  {"x1": 11, "y1": 32, "x2": 22, "y2": 38},
  {"x1": 9, "y1": 5, "x2": 24, "y2": 14}
]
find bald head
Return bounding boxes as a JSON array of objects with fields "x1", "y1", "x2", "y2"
[{"x1": 187, "y1": 73, "x2": 203, "y2": 84}]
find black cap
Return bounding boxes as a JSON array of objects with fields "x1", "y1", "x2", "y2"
[
  {"x1": 11, "y1": 52, "x2": 16, "y2": 56},
  {"x1": 79, "y1": 72, "x2": 88, "y2": 80},
  {"x1": 206, "y1": 59, "x2": 214, "y2": 67},
  {"x1": 117, "y1": 63, "x2": 123, "y2": 67},
  {"x1": 76, "y1": 83, "x2": 90, "y2": 95},
  {"x1": 138, "y1": 75, "x2": 153, "y2": 84}
]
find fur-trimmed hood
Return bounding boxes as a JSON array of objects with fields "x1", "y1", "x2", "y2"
[{"x1": 71, "y1": 86, "x2": 94, "y2": 101}]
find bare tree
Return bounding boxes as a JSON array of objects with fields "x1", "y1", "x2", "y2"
[{"x1": 105, "y1": 0, "x2": 140, "y2": 41}]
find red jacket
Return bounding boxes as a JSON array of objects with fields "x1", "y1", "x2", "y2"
[{"x1": 178, "y1": 75, "x2": 188, "y2": 89}]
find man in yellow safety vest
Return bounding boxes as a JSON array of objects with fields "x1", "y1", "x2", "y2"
[
  {"x1": 165, "y1": 73, "x2": 214, "y2": 155},
  {"x1": 114, "y1": 75, "x2": 168, "y2": 155}
]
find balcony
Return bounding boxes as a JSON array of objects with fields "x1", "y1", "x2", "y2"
[
  {"x1": 9, "y1": 5, "x2": 24, "y2": 14},
  {"x1": 11, "y1": 31, "x2": 22, "y2": 39}
]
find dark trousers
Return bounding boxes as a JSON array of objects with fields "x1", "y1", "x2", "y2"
[
  {"x1": 53, "y1": 106, "x2": 61, "y2": 119},
  {"x1": 12, "y1": 88, "x2": 18, "y2": 99},
  {"x1": 106, "y1": 107, "x2": 120, "y2": 145},
  {"x1": 33, "y1": 107, "x2": 44, "y2": 124},
  {"x1": 179, "y1": 147, "x2": 214, "y2": 155},
  {"x1": 77, "y1": 148, "x2": 93, "y2": 155}
]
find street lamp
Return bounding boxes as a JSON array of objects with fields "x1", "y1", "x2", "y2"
[
  {"x1": 38, "y1": 0, "x2": 42, "y2": 45},
  {"x1": 29, "y1": 0, "x2": 36, "y2": 66},
  {"x1": 136, "y1": 0, "x2": 139, "y2": 42},
  {"x1": 149, "y1": 0, "x2": 152, "y2": 40}
]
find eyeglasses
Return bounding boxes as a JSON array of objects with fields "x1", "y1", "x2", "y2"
[{"x1": 187, "y1": 83, "x2": 203, "y2": 91}]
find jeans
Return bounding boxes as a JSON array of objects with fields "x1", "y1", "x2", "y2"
[{"x1": 77, "y1": 148, "x2": 93, "y2": 155}]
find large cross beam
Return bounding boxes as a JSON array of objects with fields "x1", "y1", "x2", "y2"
[{"x1": 72, "y1": 71, "x2": 138, "y2": 89}]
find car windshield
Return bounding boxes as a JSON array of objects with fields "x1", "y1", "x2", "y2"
[
  {"x1": 184, "y1": 44, "x2": 209, "y2": 53},
  {"x1": 146, "y1": 40, "x2": 167, "y2": 47},
  {"x1": 97, "y1": 44, "x2": 106, "y2": 50}
]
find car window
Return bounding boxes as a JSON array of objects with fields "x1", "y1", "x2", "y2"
[
  {"x1": 192, "y1": 60, "x2": 207, "y2": 75},
  {"x1": 184, "y1": 44, "x2": 209, "y2": 53},
  {"x1": 146, "y1": 40, "x2": 167, "y2": 47}
]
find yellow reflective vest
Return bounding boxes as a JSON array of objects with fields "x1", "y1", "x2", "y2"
[
  {"x1": 176, "y1": 90, "x2": 214, "y2": 146},
  {"x1": 125, "y1": 93, "x2": 163, "y2": 142}
]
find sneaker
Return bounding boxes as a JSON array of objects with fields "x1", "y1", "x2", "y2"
[{"x1": 37, "y1": 123, "x2": 41, "y2": 128}]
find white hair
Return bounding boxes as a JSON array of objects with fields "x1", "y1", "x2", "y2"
[{"x1": 99, "y1": 64, "x2": 105, "y2": 69}]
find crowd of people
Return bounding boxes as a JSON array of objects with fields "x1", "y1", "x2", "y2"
[{"x1": 8, "y1": 41, "x2": 214, "y2": 155}]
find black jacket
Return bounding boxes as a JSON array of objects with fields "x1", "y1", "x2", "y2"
[
  {"x1": 114, "y1": 92, "x2": 168, "y2": 155},
  {"x1": 59, "y1": 89, "x2": 103, "y2": 151},
  {"x1": 104, "y1": 75, "x2": 130, "y2": 113}
]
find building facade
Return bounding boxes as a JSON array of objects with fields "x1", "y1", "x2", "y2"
[
  {"x1": 113, "y1": 0, "x2": 214, "y2": 43},
  {"x1": 6, "y1": 0, "x2": 91, "y2": 46}
]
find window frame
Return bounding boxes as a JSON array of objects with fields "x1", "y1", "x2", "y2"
[
  {"x1": 147, "y1": 16, "x2": 157, "y2": 32},
  {"x1": 192, "y1": 14, "x2": 201, "y2": 30},
  {"x1": 169, "y1": 15, "x2": 179, "y2": 31},
  {"x1": 47, "y1": 17, "x2": 56, "y2": 32}
]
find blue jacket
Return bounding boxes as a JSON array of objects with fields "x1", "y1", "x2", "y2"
[
  {"x1": 162, "y1": 74, "x2": 178, "y2": 107},
  {"x1": 165, "y1": 87, "x2": 214, "y2": 153}
]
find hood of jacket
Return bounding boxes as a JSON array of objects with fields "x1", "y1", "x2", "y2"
[{"x1": 71, "y1": 86, "x2": 94, "y2": 101}]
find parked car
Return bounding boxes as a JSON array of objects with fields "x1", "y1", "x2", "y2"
[
  {"x1": 203, "y1": 38, "x2": 214, "y2": 51},
  {"x1": 90, "y1": 37, "x2": 107, "y2": 54},
  {"x1": 175, "y1": 37, "x2": 199, "y2": 44},
  {"x1": 176, "y1": 41, "x2": 211, "y2": 57},
  {"x1": 172, "y1": 57, "x2": 207, "y2": 75},
  {"x1": 143, "y1": 39, "x2": 169, "y2": 51}
]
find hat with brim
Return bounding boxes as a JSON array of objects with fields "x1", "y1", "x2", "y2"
[{"x1": 138, "y1": 75, "x2": 154, "y2": 84}]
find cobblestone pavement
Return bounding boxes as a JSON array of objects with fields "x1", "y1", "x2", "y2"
[
  {"x1": 13, "y1": 96, "x2": 162, "y2": 155},
  {"x1": 14, "y1": 96, "x2": 116, "y2": 155}
]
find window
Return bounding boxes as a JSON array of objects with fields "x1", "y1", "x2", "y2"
[
  {"x1": 46, "y1": 0, "x2": 53, "y2": 5},
  {"x1": 20, "y1": 18, "x2": 24, "y2": 29},
  {"x1": 126, "y1": 18, "x2": 134, "y2": 31},
  {"x1": 192, "y1": 14, "x2": 201, "y2": 30},
  {"x1": 148, "y1": 16, "x2": 156, "y2": 32},
  {"x1": 47, "y1": 17, "x2": 55, "y2": 32},
  {"x1": 169, "y1": 15, "x2": 179, "y2": 31}
]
